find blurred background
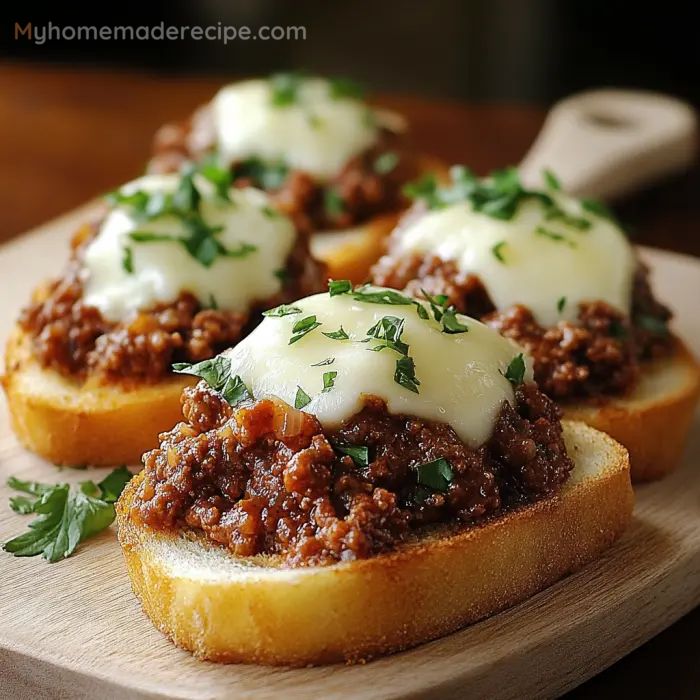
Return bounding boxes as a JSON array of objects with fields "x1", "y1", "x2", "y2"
[{"x1": 4, "y1": 0, "x2": 700, "y2": 104}]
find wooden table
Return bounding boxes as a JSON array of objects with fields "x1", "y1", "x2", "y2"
[{"x1": 0, "y1": 62, "x2": 698, "y2": 699}]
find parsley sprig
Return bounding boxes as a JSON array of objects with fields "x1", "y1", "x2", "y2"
[
  {"x1": 3, "y1": 467, "x2": 132, "y2": 563},
  {"x1": 173, "y1": 356, "x2": 252, "y2": 406}
]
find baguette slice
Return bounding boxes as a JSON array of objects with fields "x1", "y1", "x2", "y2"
[
  {"x1": 311, "y1": 154, "x2": 449, "y2": 284},
  {"x1": 116, "y1": 420, "x2": 633, "y2": 667},
  {"x1": 563, "y1": 339, "x2": 700, "y2": 482},
  {"x1": 2, "y1": 327, "x2": 195, "y2": 466}
]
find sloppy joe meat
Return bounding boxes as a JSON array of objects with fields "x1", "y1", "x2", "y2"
[
  {"x1": 371, "y1": 253, "x2": 674, "y2": 401},
  {"x1": 130, "y1": 383, "x2": 573, "y2": 567}
]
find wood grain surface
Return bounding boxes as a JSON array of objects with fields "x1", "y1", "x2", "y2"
[{"x1": 1, "y1": 62, "x2": 700, "y2": 699}]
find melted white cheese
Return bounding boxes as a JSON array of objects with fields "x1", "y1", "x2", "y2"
[
  {"x1": 82, "y1": 175, "x2": 296, "y2": 322},
  {"x1": 393, "y1": 192, "x2": 636, "y2": 327},
  {"x1": 212, "y1": 78, "x2": 379, "y2": 181},
  {"x1": 223, "y1": 290, "x2": 533, "y2": 447}
]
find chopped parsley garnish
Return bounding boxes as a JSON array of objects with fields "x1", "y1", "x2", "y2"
[
  {"x1": 121, "y1": 246, "x2": 134, "y2": 274},
  {"x1": 334, "y1": 444, "x2": 370, "y2": 467},
  {"x1": 173, "y1": 357, "x2": 252, "y2": 406},
  {"x1": 637, "y1": 313, "x2": 669, "y2": 335},
  {"x1": 311, "y1": 357, "x2": 335, "y2": 367},
  {"x1": 374, "y1": 151, "x2": 399, "y2": 175},
  {"x1": 294, "y1": 386, "x2": 312, "y2": 409},
  {"x1": 269, "y1": 71, "x2": 304, "y2": 107},
  {"x1": 328, "y1": 279, "x2": 352, "y2": 296},
  {"x1": 324, "y1": 188, "x2": 345, "y2": 216},
  {"x1": 395, "y1": 355, "x2": 420, "y2": 394},
  {"x1": 351, "y1": 284, "x2": 414, "y2": 306},
  {"x1": 261, "y1": 205, "x2": 279, "y2": 219},
  {"x1": 289, "y1": 315, "x2": 322, "y2": 344},
  {"x1": 543, "y1": 168, "x2": 562, "y2": 191},
  {"x1": 492, "y1": 241, "x2": 507, "y2": 263},
  {"x1": 415, "y1": 458, "x2": 454, "y2": 491},
  {"x1": 208, "y1": 294, "x2": 219, "y2": 310},
  {"x1": 263, "y1": 304, "x2": 302, "y2": 317},
  {"x1": 581, "y1": 197, "x2": 615, "y2": 221},
  {"x1": 534, "y1": 226, "x2": 577, "y2": 247},
  {"x1": 109, "y1": 162, "x2": 258, "y2": 268},
  {"x1": 363, "y1": 108, "x2": 376, "y2": 128},
  {"x1": 232, "y1": 157, "x2": 289, "y2": 190},
  {"x1": 3, "y1": 467, "x2": 132, "y2": 562},
  {"x1": 322, "y1": 326, "x2": 350, "y2": 340},
  {"x1": 274, "y1": 267, "x2": 291, "y2": 282},
  {"x1": 307, "y1": 113, "x2": 323, "y2": 129},
  {"x1": 504, "y1": 353, "x2": 526, "y2": 385},
  {"x1": 367, "y1": 316, "x2": 409, "y2": 355},
  {"x1": 322, "y1": 371, "x2": 338, "y2": 392},
  {"x1": 557, "y1": 296, "x2": 567, "y2": 313},
  {"x1": 419, "y1": 289, "x2": 468, "y2": 334},
  {"x1": 328, "y1": 76, "x2": 366, "y2": 101}
]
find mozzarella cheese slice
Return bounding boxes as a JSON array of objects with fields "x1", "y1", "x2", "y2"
[
  {"x1": 223, "y1": 289, "x2": 533, "y2": 447},
  {"x1": 393, "y1": 192, "x2": 636, "y2": 327},
  {"x1": 82, "y1": 174, "x2": 296, "y2": 322},
  {"x1": 212, "y1": 78, "x2": 379, "y2": 181}
]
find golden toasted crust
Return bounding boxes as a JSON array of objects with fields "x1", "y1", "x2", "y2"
[
  {"x1": 312, "y1": 154, "x2": 450, "y2": 284},
  {"x1": 1, "y1": 327, "x2": 194, "y2": 466},
  {"x1": 116, "y1": 421, "x2": 633, "y2": 666},
  {"x1": 564, "y1": 339, "x2": 700, "y2": 482}
]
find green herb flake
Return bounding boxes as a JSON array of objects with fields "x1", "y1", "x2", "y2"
[
  {"x1": 581, "y1": 198, "x2": 615, "y2": 220},
  {"x1": 328, "y1": 76, "x2": 366, "y2": 101},
  {"x1": 122, "y1": 247, "x2": 134, "y2": 274},
  {"x1": 334, "y1": 444, "x2": 370, "y2": 467},
  {"x1": 543, "y1": 169, "x2": 562, "y2": 191},
  {"x1": 307, "y1": 113, "x2": 323, "y2": 129},
  {"x1": 9, "y1": 496, "x2": 35, "y2": 515},
  {"x1": 324, "y1": 188, "x2": 345, "y2": 216},
  {"x1": 366, "y1": 316, "x2": 409, "y2": 355},
  {"x1": 208, "y1": 294, "x2": 219, "y2": 310},
  {"x1": 492, "y1": 241, "x2": 507, "y2": 264},
  {"x1": 504, "y1": 353, "x2": 526, "y2": 385},
  {"x1": 441, "y1": 307, "x2": 469, "y2": 334},
  {"x1": 374, "y1": 152, "x2": 399, "y2": 175},
  {"x1": 269, "y1": 71, "x2": 304, "y2": 107},
  {"x1": 173, "y1": 357, "x2": 252, "y2": 407},
  {"x1": 395, "y1": 355, "x2": 420, "y2": 394},
  {"x1": 322, "y1": 371, "x2": 338, "y2": 393},
  {"x1": 322, "y1": 326, "x2": 350, "y2": 341},
  {"x1": 415, "y1": 457, "x2": 454, "y2": 492},
  {"x1": 534, "y1": 226, "x2": 577, "y2": 247},
  {"x1": 557, "y1": 296, "x2": 567, "y2": 313},
  {"x1": 263, "y1": 304, "x2": 302, "y2": 317},
  {"x1": 96, "y1": 466, "x2": 133, "y2": 504},
  {"x1": 311, "y1": 357, "x2": 335, "y2": 367},
  {"x1": 261, "y1": 205, "x2": 279, "y2": 219},
  {"x1": 274, "y1": 267, "x2": 290, "y2": 282},
  {"x1": 232, "y1": 157, "x2": 290, "y2": 190},
  {"x1": 294, "y1": 386, "x2": 312, "y2": 409},
  {"x1": 290, "y1": 315, "x2": 322, "y2": 344},
  {"x1": 328, "y1": 279, "x2": 352, "y2": 296},
  {"x1": 352, "y1": 284, "x2": 414, "y2": 306}
]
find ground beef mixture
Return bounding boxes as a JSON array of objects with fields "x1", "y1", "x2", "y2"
[
  {"x1": 148, "y1": 104, "x2": 419, "y2": 234},
  {"x1": 371, "y1": 252, "x2": 674, "y2": 401},
  {"x1": 130, "y1": 384, "x2": 573, "y2": 567},
  {"x1": 19, "y1": 222, "x2": 325, "y2": 384}
]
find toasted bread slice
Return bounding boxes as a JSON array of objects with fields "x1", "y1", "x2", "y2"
[
  {"x1": 311, "y1": 154, "x2": 449, "y2": 284},
  {"x1": 116, "y1": 420, "x2": 632, "y2": 666},
  {"x1": 2, "y1": 327, "x2": 195, "y2": 466},
  {"x1": 564, "y1": 339, "x2": 700, "y2": 482}
]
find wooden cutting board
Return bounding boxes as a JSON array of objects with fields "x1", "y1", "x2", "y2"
[{"x1": 0, "y1": 206, "x2": 699, "y2": 700}]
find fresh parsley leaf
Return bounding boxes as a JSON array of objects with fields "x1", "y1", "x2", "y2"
[
  {"x1": 232, "y1": 157, "x2": 290, "y2": 190},
  {"x1": 504, "y1": 353, "x2": 526, "y2": 385},
  {"x1": 122, "y1": 247, "x2": 134, "y2": 274},
  {"x1": 395, "y1": 355, "x2": 420, "y2": 394},
  {"x1": 420, "y1": 289, "x2": 448, "y2": 322},
  {"x1": 363, "y1": 108, "x2": 376, "y2": 128},
  {"x1": 269, "y1": 71, "x2": 304, "y2": 107},
  {"x1": 263, "y1": 304, "x2": 302, "y2": 317},
  {"x1": 324, "y1": 188, "x2": 345, "y2": 216},
  {"x1": 97, "y1": 466, "x2": 132, "y2": 504},
  {"x1": 581, "y1": 197, "x2": 615, "y2": 220},
  {"x1": 274, "y1": 267, "x2": 290, "y2": 282},
  {"x1": 414, "y1": 302, "x2": 430, "y2": 320},
  {"x1": 328, "y1": 76, "x2": 365, "y2": 101},
  {"x1": 294, "y1": 386, "x2": 312, "y2": 409},
  {"x1": 534, "y1": 226, "x2": 577, "y2": 247},
  {"x1": 543, "y1": 206, "x2": 591, "y2": 231},
  {"x1": 6, "y1": 477, "x2": 54, "y2": 497},
  {"x1": 374, "y1": 152, "x2": 399, "y2": 175},
  {"x1": 492, "y1": 241, "x2": 507, "y2": 263},
  {"x1": 351, "y1": 285, "x2": 414, "y2": 306},
  {"x1": 307, "y1": 112, "x2": 323, "y2": 129},
  {"x1": 367, "y1": 316, "x2": 409, "y2": 355},
  {"x1": 334, "y1": 444, "x2": 370, "y2": 467},
  {"x1": 199, "y1": 162, "x2": 233, "y2": 203},
  {"x1": 322, "y1": 326, "x2": 350, "y2": 340},
  {"x1": 208, "y1": 294, "x2": 219, "y2": 310},
  {"x1": 543, "y1": 169, "x2": 562, "y2": 191},
  {"x1": 261, "y1": 205, "x2": 279, "y2": 219},
  {"x1": 173, "y1": 357, "x2": 252, "y2": 406},
  {"x1": 328, "y1": 279, "x2": 352, "y2": 296},
  {"x1": 290, "y1": 315, "x2": 322, "y2": 344},
  {"x1": 441, "y1": 307, "x2": 469, "y2": 334},
  {"x1": 557, "y1": 296, "x2": 567, "y2": 313},
  {"x1": 415, "y1": 458, "x2": 454, "y2": 492},
  {"x1": 402, "y1": 173, "x2": 441, "y2": 209},
  {"x1": 9, "y1": 496, "x2": 35, "y2": 515},
  {"x1": 322, "y1": 371, "x2": 338, "y2": 393},
  {"x1": 637, "y1": 314, "x2": 669, "y2": 335},
  {"x1": 311, "y1": 357, "x2": 335, "y2": 367}
]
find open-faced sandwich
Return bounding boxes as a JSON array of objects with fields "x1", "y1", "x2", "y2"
[
  {"x1": 148, "y1": 72, "x2": 447, "y2": 282},
  {"x1": 370, "y1": 166, "x2": 700, "y2": 481},
  {"x1": 1, "y1": 163, "x2": 325, "y2": 466},
  {"x1": 116, "y1": 283, "x2": 633, "y2": 666}
]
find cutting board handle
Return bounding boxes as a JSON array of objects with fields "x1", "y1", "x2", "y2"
[{"x1": 518, "y1": 89, "x2": 698, "y2": 200}]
